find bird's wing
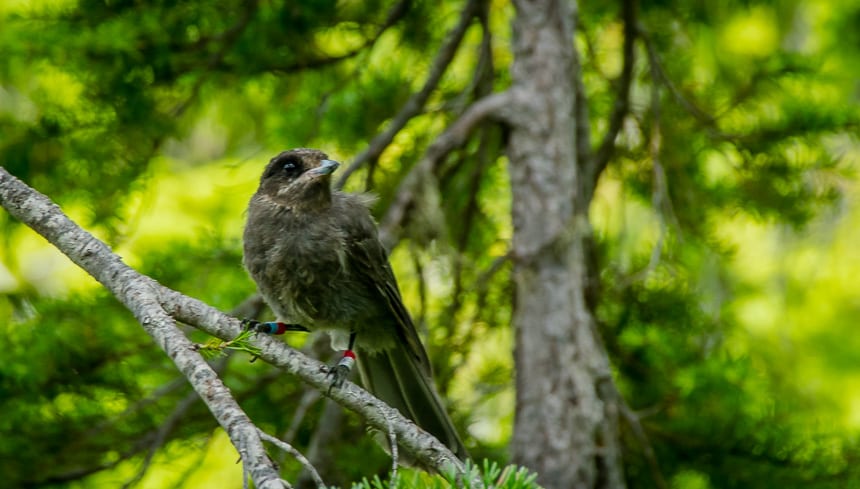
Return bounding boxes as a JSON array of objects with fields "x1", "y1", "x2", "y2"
[{"x1": 348, "y1": 221, "x2": 433, "y2": 377}]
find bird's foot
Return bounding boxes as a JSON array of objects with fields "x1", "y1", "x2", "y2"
[
  {"x1": 326, "y1": 350, "x2": 356, "y2": 393},
  {"x1": 242, "y1": 319, "x2": 309, "y2": 335}
]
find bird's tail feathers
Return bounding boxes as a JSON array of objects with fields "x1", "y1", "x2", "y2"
[{"x1": 357, "y1": 346, "x2": 468, "y2": 463}]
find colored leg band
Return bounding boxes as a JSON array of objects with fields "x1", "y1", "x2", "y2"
[
  {"x1": 258, "y1": 322, "x2": 288, "y2": 335},
  {"x1": 337, "y1": 350, "x2": 356, "y2": 369}
]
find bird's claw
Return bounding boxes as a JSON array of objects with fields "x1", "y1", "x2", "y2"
[
  {"x1": 326, "y1": 350, "x2": 356, "y2": 393},
  {"x1": 242, "y1": 319, "x2": 263, "y2": 332},
  {"x1": 326, "y1": 364, "x2": 351, "y2": 393}
]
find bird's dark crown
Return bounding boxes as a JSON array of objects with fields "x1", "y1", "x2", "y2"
[{"x1": 256, "y1": 148, "x2": 338, "y2": 209}]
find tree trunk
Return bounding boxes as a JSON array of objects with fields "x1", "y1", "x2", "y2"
[{"x1": 507, "y1": 1, "x2": 625, "y2": 488}]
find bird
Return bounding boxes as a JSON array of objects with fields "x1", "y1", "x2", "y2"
[{"x1": 242, "y1": 148, "x2": 467, "y2": 461}]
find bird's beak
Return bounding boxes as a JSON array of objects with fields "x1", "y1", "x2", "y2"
[{"x1": 309, "y1": 159, "x2": 340, "y2": 176}]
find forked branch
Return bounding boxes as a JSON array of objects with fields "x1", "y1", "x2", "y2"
[{"x1": 0, "y1": 167, "x2": 467, "y2": 483}]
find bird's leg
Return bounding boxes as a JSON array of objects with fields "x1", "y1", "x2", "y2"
[
  {"x1": 242, "y1": 319, "x2": 309, "y2": 334},
  {"x1": 327, "y1": 331, "x2": 357, "y2": 391},
  {"x1": 238, "y1": 320, "x2": 308, "y2": 364}
]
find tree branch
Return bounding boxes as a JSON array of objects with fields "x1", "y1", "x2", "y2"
[
  {"x1": 638, "y1": 24, "x2": 717, "y2": 129},
  {"x1": 294, "y1": 398, "x2": 343, "y2": 488},
  {"x1": 584, "y1": 0, "x2": 637, "y2": 203},
  {"x1": 259, "y1": 430, "x2": 325, "y2": 489},
  {"x1": 0, "y1": 167, "x2": 466, "y2": 478},
  {"x1": 162, "y1": 281, "x2": 465, "y2": 473},
  {"x1": 573, "y1": 47, "x2": 593, "y2": 193},
  {"x1": 265, "y1": 0, "x2": 410, "y2": 74},
  {"x1": 377, "y1": 88, "x2": 523, "y2": 249},
  {"x1": 122, "y1": 389, "x2": 201, "y2": 489},
  {"x1": 171, "y1": 0, "x2": 260, "y2": 116},
  {"x1": 618, "y1": 402, "x2": 669, "y2": 489},
  {"x1": 0, "y1": 169, "x2": 288, "y2": 489},
  {"x1": 335, "y1": 0, "x2": 482, "y2": 188},
  {"x1": 452, "y1": 1, "x2": 496, "y2": 253}
]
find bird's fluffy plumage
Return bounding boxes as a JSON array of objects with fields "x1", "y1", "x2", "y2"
[{"x1": 243, "y1": 148, "x2": 467, "y2": 460}]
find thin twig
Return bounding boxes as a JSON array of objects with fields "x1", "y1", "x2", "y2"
[
  {"x1": 577, "y1": 19, "x2": 609, "y2": 80},
  {"x1": 203, "y1": 0, "x2": 408, "y2": 75},
  {"x1": 380, "y1": 401, "x2": 399, "y2": 484},
  {"x1": 335, "y1": 0, "x2": 482, "y2": 188},
  {"x1": 573, "y1": 44, "x2": 593, "y2": 190},
  {"x1": 410, "y1": 245, "x2": 429, "y2": 328},
  {"x1": 449, "y1": 0, "x2": 495, "y2": 115},
  {"x1": 281, "y1": 389, "x2": 322, "y2": 444},
  {"x1": 619, "y1": 401, "x2": 669, "y2": 489},
  {"x1": 83, "y1": 376, "x2": 186, "y2": 439},
  {"x1": 452, "y1": 11, "x2": 497, "y2": 249},
  {"x1": 437, "y1": 126, "x2": 494, "y2": 387},
  {"x1": 638, "y1": 25, "x2": 717, "y2": 128},
  {"x1": 450, "y1": 252, "x2": 511, "y2": 374},
  {"x1": 620, "y1": 60, "x2": 670, "y2": 288},
  {"x1": 377, "y1": 89, "x2": 521, "y2": 250},
  {"x1": 586, "y1": 0, "x2": 638, "y2": 201},
  {"x1": 646, "y1": 70, "x2": 667, "y2": 273},
  {"x1": 168, "y1": 435, "x2": 217, "y2": 489},
  {"x1": 122, "y1": 390, "x2": 200, "y2": 489},
  {"x1": 308, "y1": 0, "x2": 414, "y2": 149},
  {"x1": 259, "y1": 430, "x2": 323, "y2": 489},
  {"x1": 294, "y1": 396, "x2": 344, "y2": 487}
]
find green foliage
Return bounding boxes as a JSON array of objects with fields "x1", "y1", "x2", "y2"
[
  {"x1": 1, "y1": 0, "x2": 859, "y2": 487},
  {"x1": 0, "y1": 293, "x2": 175, "y2": 485},
  {"x1": 578, "y1": 1, "x2": 860, "y2": 487},
  {"x1": 347, "y1": 460, "x2": 540, "y2": 489},
  {"x1": 196, "y1": 328, "x2": 262, "y2": 360}
]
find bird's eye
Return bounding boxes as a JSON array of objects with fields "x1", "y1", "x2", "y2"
[{"x1": 264, "y1": 153, "x2": 303, "y2": 180}]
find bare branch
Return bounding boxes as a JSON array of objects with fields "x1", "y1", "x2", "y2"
[
  {"x1": 122, "y1": 390, "x2": 200, "y2": 489},
  {"x1": 377, "y1": 89, "x2": 522, "y2": 249},
  {"x1": 229, "y1": 293, "x2": 268, "y2": 320},
  {"x1": 449, "y1": 252, "x2": 511, "y2": 375},
  {"x1": 573, "y1": 49, "x2": 593, "y2": 191},
  {"x1": 379, "y1": 401, "x2": 400, "y2": 483},
  {"x1": 452, "y1": 4, "x2": 496, "y2": 252},
  {"x1": 294, "y1": 397, "x2": 343, "y2": 487},
  {"x1": 335, "y1": 0, "x2": 482, "y2": 188},
  {"x1": 282, "y1": 390, "x2": 322, "y2": 444},
  {"x1": 448, "y1": 0, "x2": 495, "y2": 115},
  {"x1": 0, "y1": 169, "x2": 286, "y2": 489},
  {"x1": 433, "y1": 16, "x2": 498, "y2": 342},
  {"x1": 638, "y1": 25, "x2": 717, "y2": 128},
  {"x1": 586, "y1": 0, "x2": 638, "y2": 202},
  {"x1": 0, "y1": 167, "x2": 467, "y2": 478},
  {"x1": 619, "y1": 402, "x2": 669, "y2": 489},
  {"x1": 162, "y1": 277, "x2": 467, "y2": 472},
  {"x1": 259, "y1": 430, "x2": 325, "y2": 489},
  {"x1": 387, "y1": 416, "x2": 399, "y2": 483},
  {"x1": 621, "y1": 54, "x2": 680, "y2": 288}
]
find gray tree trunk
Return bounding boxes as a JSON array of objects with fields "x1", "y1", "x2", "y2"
[{"x1": 507, "y1": 1, "x2": 625, "y2": 488}]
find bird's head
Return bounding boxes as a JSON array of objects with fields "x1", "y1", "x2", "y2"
[{"x1": 256, "y1": 148, "x2": 340, "y2": 209}]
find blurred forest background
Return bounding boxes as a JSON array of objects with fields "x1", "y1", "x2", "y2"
[{"x1": 1, "y1": 0, "x2": 859, "y2": 488}]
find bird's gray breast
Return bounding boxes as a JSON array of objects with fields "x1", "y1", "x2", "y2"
[
  {"x1": 266, "y1": 219, "x2": 351, "y2": 325},
  {"x1": 244, "y1": 196, "x2": 384, "y2": 333}
]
